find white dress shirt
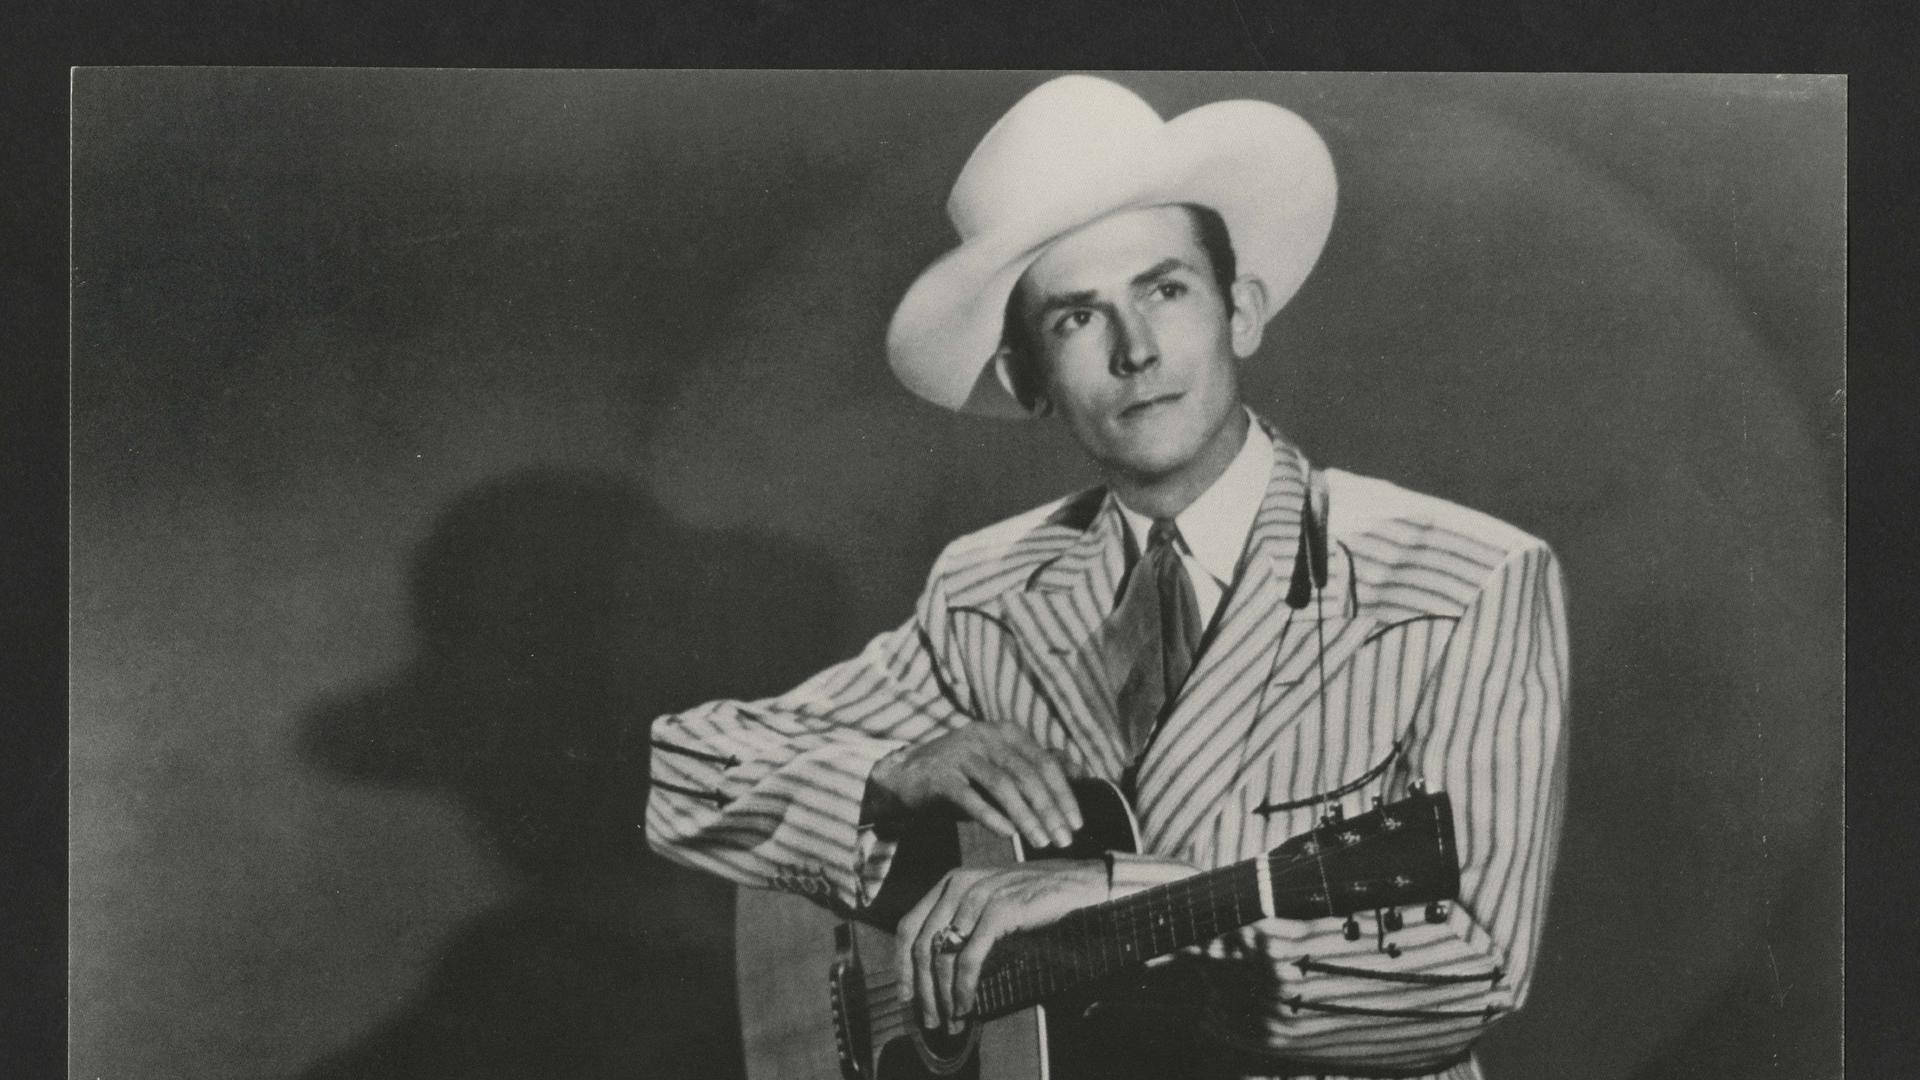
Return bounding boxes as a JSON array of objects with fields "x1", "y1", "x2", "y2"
[{"x1": 1113, "y1": 413, "x2": 1274, "y2": 629}]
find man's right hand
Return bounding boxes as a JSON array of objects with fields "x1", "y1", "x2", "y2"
[{"x1": 865, "y1": 725, "x2": 1083, "y2": 850}]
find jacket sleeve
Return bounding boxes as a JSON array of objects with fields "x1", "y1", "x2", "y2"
[
  {"x1": 645, "y1": 556, "x2": 979, "y2": 913},
  {"x1": 1200, "y1": 540, "x2": 1570, "y2": 1073}
]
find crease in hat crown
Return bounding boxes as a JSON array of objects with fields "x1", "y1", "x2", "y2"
[
  {"x1": 889, "y1": 75, "x2": 1337, "y2": 418},
  {"x1": 946, "y1": 76, "x2": 1169, "y2": 239}
]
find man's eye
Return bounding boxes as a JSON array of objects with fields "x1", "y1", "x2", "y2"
[
  {"x1": 1052, "y1": 310, "x2": 1094, "y2": 336},
  {"x1": 1154, "y1": 280, "x2": 1188, "y2": 300}
]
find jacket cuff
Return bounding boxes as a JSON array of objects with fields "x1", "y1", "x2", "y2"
[{"x1": 847, "y1": 739, "x2": 913, "y2": 909}]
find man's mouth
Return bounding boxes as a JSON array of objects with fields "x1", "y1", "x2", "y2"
[{"x1": 1119, "y1": 392, "x2": 1183, "y2": 418}]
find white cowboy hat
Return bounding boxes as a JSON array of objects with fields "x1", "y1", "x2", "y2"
[{"x1": 886, "y1": 75, "x2": 1338, "y2": 419}]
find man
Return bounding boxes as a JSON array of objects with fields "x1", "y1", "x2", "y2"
[{"x1": 647, "y1": 75, "x2": 1567, "y2": 1080}]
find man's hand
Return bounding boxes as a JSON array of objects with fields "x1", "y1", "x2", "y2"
[
  {"x1": 866, "y1": 725, "x2": 1082, "y2": 851},
  {"x1": 897, "y1": 860, "x2": 1108, "y2": 1033}
]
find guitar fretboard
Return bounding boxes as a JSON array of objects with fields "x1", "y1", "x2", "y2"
[
  {"x1": 967, "y1": 791, "x2": 1456, "y2": 1020},
  {"x1": 971, "y1": 860, "x2": 1262, "y2": 1019}
]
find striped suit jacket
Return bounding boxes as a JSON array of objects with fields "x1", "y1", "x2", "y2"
[{"x1": 647, "y1": 432, "x2": 1568, "y2": 1080}]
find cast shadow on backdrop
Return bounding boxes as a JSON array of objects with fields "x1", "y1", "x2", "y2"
[{"x1": 296, "y1": 468, "x2": 851, "y2": 1080}]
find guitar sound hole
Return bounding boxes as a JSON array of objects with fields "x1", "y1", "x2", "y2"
[
  {"x1": 918, "y1": 1022, "x2": 971, "y2": 1059},
  {"x1": 876, "y1": 1027, "x2": 980, "y2": 1080}
]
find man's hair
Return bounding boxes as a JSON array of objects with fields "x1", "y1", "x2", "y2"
[{"x1": 999, "y1": 203, "x2": 1238, "y2": 413}]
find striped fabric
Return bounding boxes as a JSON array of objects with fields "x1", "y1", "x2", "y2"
[{"x1": 647, "y1": 429, "x2": 1568, "y2": 1080}]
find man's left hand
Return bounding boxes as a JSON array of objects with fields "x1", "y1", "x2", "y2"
[{"x1": 897, "y1": 860, "x2": 1108, "y2": 1033}]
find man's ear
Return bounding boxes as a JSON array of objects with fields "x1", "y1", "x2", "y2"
[
  {"x1": 1228, "y1": 276, "x2": 1270, "y2": 359},
  {"x1": 992, "y1": 349, "x2": 1052, "y2": 417}
]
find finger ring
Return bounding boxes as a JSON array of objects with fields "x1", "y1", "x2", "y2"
[{"x1": 933, "y1": 925, "x2": 967, "y2": 954}]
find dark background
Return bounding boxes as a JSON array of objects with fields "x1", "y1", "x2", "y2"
[{"x1": 69, "y1": 71, "x2": 1843, "y2": 1079}]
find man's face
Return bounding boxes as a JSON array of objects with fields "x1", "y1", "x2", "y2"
[{"x1": 1013, "y1": 204, "x2": 1263, "y2": 488}]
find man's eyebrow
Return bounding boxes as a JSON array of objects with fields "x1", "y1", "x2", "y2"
[
  {"x1": 1028, "y1": 259, "x2": 1199, "y2": 321},
  {"x1": 1131, "y1": 257, "x2": 1196, "y2": 287},
  {"x1": 1029, "y1": 288, "x2": 1100, "y2": 320}
]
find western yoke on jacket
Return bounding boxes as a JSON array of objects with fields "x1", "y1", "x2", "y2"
[{"x1": 647, "y1": 433, "x2": 1568, "y2": 1080}]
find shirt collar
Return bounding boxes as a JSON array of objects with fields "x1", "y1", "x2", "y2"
[{"x1": 1114, "y1": 411, "x2": 1274, "y2": 588}]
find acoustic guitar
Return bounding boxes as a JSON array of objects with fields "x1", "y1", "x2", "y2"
[{"x1": 736, "y1": 779, "x2": 1460, "y2": 1080}]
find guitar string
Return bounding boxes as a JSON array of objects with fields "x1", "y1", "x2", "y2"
[
  {"x1": 860, "y1": 895, "x2": 1428, "y2": 1044},
  {"x1": 859, "y1": 804, "x2": 1431, "y2": 1018},
  {"x1": 864, "y1": 868, "x2": 1266, "y2": 1019}
]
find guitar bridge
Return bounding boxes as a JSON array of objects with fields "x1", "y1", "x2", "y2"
[{"x1": 828, "y1": 955, "x2": 870, "y2": 1080}]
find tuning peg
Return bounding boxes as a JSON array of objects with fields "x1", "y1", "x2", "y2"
[
  {"x1": 1383, "y1": 907, "x2": 1405, "y2": 932},
  {"x1": 1321, "y1": 804, "x2": 1344, "y2": 826},
  {"x1": 1408, "y1": 778, "x2": 1427, "y2": 796},
  {"x1": 1425, "y1": 901, "x2": 1448, "y2": 924},
  {"x1": 1372, "y1": 794, "x2": 1383, "y2": 809},
  {"x1": 1342, "y1": 917, "x2": 1361, "y2": 942},
  {"x1": 1385, "y1": 943, "x2": 1402, "y2": 959}
]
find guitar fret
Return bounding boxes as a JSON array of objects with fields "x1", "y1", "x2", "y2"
[
  {"x1": 1201, "y1": 873, "x2": 1218, "y2": 939},
  {"x1": 1098, "y1": 903, "x2": 1113, "y2": 980},
  {"x1": 963, "y1": 792, "x2": 1450, "y2": 1018},
  {"x1": 1200, "y1": 874, "x2": 1212, "y2": 933}
]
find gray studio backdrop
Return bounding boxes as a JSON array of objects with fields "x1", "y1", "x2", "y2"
[{"x1": 71, "y1": 71, "x2": 1843, "y2": 1080}]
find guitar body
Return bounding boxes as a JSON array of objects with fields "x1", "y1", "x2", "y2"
[{"x1": 737, "y1": 779, "x2": 1177, "y2": 1080}]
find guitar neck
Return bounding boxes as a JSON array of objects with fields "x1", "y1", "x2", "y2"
[
  {"x1": 970, "y1": 791, "x2": 1458, "y2": 1020},
  {"x1": 970, "y1": 860, "x2": 1259, "y2": 1019}
]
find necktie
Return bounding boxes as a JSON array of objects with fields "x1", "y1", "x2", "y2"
[{"x1": 1101, "y1": 518, "x2": 1205, "y2": 765}]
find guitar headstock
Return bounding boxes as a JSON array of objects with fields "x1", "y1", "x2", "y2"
[{"x1": 1265, "y1": 791, "x2": 1460, "y2": 920}]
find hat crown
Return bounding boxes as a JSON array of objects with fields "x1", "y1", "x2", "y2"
[{"x1": 947, "y1": 76, "x2": 1166, "y2": 239}]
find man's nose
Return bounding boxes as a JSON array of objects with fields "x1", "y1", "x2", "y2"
[{"x1": 1110, "y1": 308, "x2": 1159, "y2": 376}]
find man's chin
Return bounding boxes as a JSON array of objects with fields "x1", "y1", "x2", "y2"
[{"x1": 1099, "y1": 445, "x2": 1201, "y2": 487}]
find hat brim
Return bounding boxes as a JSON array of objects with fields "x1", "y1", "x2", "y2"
[{"x1": 888, "y1": 98, "x2": 1338, "y2": 419}]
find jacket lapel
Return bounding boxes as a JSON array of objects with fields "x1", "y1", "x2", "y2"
[
  {"x1": 991, "y1": 498, "x2": 1133, "y2": 780},
  {"x1": 1131, "y1": 442, "x2": 1381, "y2": 856}
]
